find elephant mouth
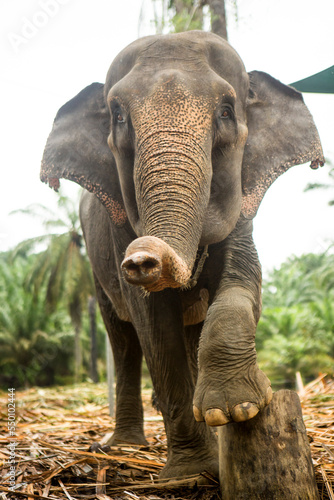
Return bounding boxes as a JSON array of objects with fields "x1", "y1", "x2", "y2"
[{"x1": 121, "y1": 236, "x2": 192, "y2": 292}]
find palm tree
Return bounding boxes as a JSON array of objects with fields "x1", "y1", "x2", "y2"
[
  {"x1": 310, "y1": 297, "x2": 334, "y2": 359},
  {"x1": 141, "y1": 0, "x2": 232, "y2": 39},
  {"x1": 11, "y1": 193, "x2": 95, "y2": 383},
  {"x1": 0, "y1": 252, "x2": 74, "y2": 388},
  {"x1": 88, "y1": 295, "x2": 99, "y2": 383},
  {"x1": 262, "y1": 251, "x2": 334, "y2": 309},
  {"x1": 257, "y1": 249, "x2": 334, "y2": 387},
  {"x1": 257, "y1": 304, "x2": 331, "y2": 385}
]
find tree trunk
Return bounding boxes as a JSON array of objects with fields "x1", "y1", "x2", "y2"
[
  {"x1": 218, "y1": 390, "x2": 319, "y2": 499},
  {"x1": 174, "y1": 0, "x2": 186, "y2": 14},
  {"x1": 88, "y1": 296, "x2": 99, "y2": 383},
  {"x1": 206, "y1": 0, "x2": 228, "y2": 40},
  {"x1": 70, "y1": 298, "x2": 82, "y2": 384},
  {"x1": 106, "y1": 334, "x2": 115, "y2": 417}
]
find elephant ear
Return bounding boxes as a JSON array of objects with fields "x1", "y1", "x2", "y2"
[
  {"x1": 241, "y1": 71, "x2": 324, "y2": 219},
  {"x1": 40, "y1": 82, "x2": 127, "y2": 226}
]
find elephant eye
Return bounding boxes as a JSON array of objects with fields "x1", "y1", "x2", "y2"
[
  {"x1": 115, "y1": 111, "x2": 125, "y2": 124},
  {"x1": 111, "y1": 104, "x2": 126, "y2": 125},
  {"x1": 221, "y1": 107, "x2": 233, "y2": 120}
]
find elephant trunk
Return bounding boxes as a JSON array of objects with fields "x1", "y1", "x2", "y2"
[{"x1": 122, "y1": 130, "x2": 211, "y2": 292}]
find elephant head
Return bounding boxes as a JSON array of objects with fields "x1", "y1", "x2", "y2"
[{"x1": 41, "y1": 31, "x2": 324, "y2": 291}]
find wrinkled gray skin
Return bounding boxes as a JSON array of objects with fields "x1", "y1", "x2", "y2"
[{"x1": 41, "y1": 31, "x2": 324, "y2": 478}]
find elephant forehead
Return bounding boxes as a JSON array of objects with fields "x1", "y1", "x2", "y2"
[
  {"x1": 106, "y1": 31, "x2": 248, "y2": 106},
  {"x1": 130, "y1": 79, "x2": 218, "y2": 134}
]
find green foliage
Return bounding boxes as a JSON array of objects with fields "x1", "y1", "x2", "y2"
[
  {"x1": 169, "y1": 0, "x2": 206, "y2": 33},
  {"x1": 257, "y1": 249, "x2": 334, "y2": 388},
  {"x1": 0, "y1": 192, "x2": 104, "y2": 388},
  {"x1": 148, "y1": 0, "x2": 210, "y2": 34},
  {"x1": 147, "y1": 0, "x2": 237, "y2": 37},
  {"x1": 11, "y1": 195, "x2": 94, "y2": 314},
  {"x1": 0, "y1": 253, "x2": 74, "y2": 388}
]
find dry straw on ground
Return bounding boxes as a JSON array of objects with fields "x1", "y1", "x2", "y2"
[{"x1": 0, "y1": 375, "x2": 333, "y2": 500}]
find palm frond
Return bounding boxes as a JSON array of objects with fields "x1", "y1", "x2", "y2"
[
  {"x1": 10, "y1": 234, "x2": 53, "y2": 260},
  {"x1": 304, "y1": 182, "x2": 332, "y2": 192},
  {"x1": 43, "y1": 219, "x2": 69, "y2": 230},
  {"x1": 10, "y1": 203, "x2": 57, "y2": 219}
]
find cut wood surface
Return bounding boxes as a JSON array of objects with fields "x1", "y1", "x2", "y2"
[
  {"x1": 0, "y1": 376, "x2": 333, "y2": 499},
  {"x1": 219, "y1": 390, "x2": 319, "y2": 499}
]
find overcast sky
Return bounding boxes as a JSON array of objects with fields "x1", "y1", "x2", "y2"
[{"x1": 1, "y1": 0, "x2": 333, "y2": 273}]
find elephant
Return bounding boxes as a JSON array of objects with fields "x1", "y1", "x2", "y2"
[{"x1": 40, "y1": 30, "x2": 324, "y2": 479}]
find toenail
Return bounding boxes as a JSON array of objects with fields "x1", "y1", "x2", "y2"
[
  {"x1": 193, "y1": 405, "x2": 205, "y2": 422},
  {"x1": 231, "y1": 402, "x2": 259, "y2": 422},
  {"x1": 205, "y1": 408, "x2": 229, "y2": 426},
  {"x1": 266, "y1": 386, "x2": 273, "y2": 405}
]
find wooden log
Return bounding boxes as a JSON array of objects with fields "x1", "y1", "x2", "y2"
[{"x1": 218, "y1": 390, "x2": 319, "y2": 499}]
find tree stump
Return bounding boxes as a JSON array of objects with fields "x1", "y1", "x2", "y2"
[{"x1": 218, "y1": 390, "x2": 319, "y2": 499}]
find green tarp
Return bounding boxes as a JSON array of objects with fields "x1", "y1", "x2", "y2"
[{"x1": 290, "y1": 66, "x2": 334, "y2": 94}]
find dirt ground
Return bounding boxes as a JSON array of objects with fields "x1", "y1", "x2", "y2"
[{"x1": 0, "y1": 375, "x2": 333, "y2": 499}]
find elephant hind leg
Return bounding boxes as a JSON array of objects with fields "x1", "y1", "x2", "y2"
[{"x1": 94, "y1": 276, "x2": 147, "y2": 446}]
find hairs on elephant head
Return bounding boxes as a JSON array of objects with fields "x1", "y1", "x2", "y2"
[{"x1": 40, "y1": 31, "x2": 324, "y2": 479}]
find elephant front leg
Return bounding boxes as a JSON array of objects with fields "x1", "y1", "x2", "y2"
[
  {"x1": 193, "y1": 287, "x2": 272, "y2": 426},
  {"x1": 128, "y1": 288, "x2": 218, "y2": 479}
]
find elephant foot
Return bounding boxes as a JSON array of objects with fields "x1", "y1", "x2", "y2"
[
  {"x1": 90, "y1": 429, "x2": 148, "y2": 452},
  {"x1": 193, "y1": 363, "x2": 272, "y2": 426},
  {"x1": 107, "y1": 431, "x2": 148, "y2": 446},
  {"x1": 159, "y1": 448, "x2": 219, "y2": 481}
]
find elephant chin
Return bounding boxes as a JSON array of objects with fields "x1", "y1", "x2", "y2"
[{"x1": 121, "y1": 236, "x2": 192, "y2": 292}]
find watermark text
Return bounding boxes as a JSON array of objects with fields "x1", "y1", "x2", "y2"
[
  {"x1": 8, "y1": 0, "x2": 72, "y2": 53},
  {"x1": 7, "y1": 388, "x2": 17, "y2": 491}
]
